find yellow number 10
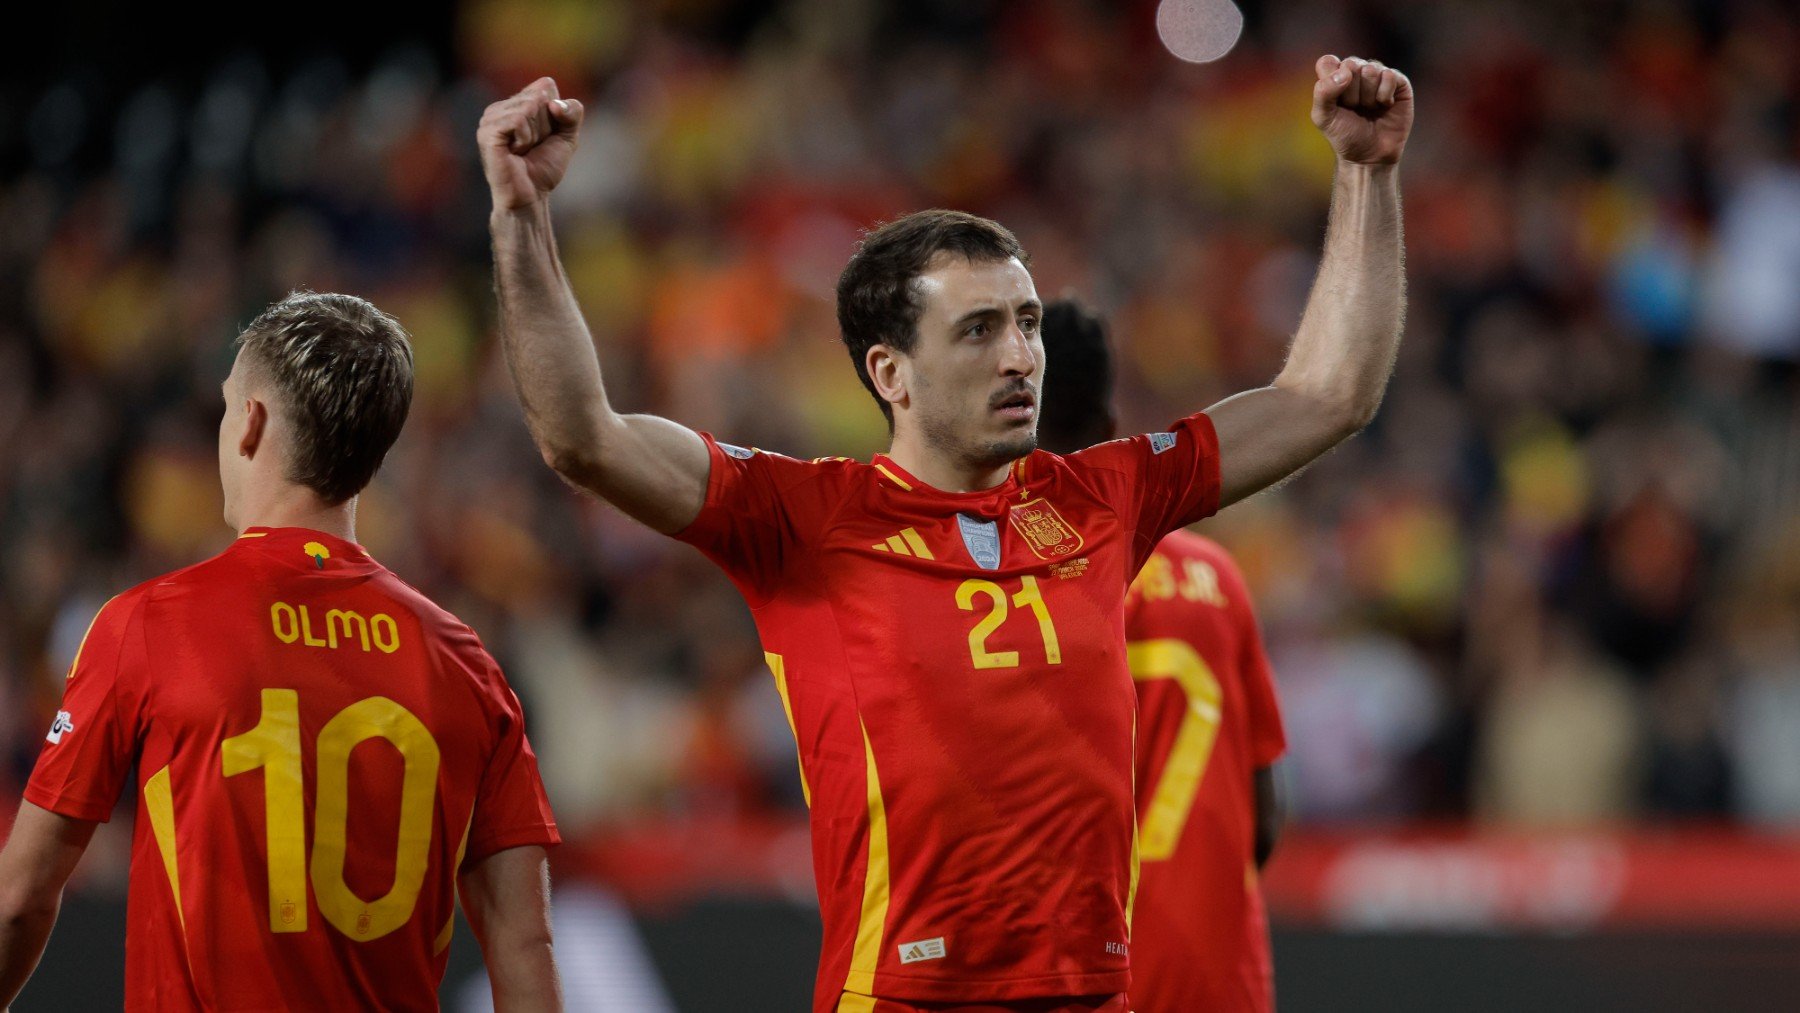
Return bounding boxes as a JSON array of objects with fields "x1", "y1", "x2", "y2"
[{"x1": 222, "y1": 689, "x2": 441, "y2": 941}]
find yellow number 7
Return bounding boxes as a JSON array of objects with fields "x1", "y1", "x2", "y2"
[{"x1": 1128, "y1": 639, "x2": 1222, "y2": 862}]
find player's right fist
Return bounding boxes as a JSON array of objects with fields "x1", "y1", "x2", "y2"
[{"x1": 478, "y1": 77, "x2": 585, "y2": 212}]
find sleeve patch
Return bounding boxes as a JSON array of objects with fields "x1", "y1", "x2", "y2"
[
  {"x1": 47, "y1": 710, "x2": 75, "y2": 744},
  {"x1": 717, "y1": 442, "x2": 756, "y2": 460},
  {"x1": 1148, "y1": 432, "x2": 1178, "y2": 455}
]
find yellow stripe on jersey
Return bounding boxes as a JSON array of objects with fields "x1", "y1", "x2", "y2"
[
  {"x1": 436, "y1": 815, "x2": 473, "y2": 954},
  {"x1": 1126, "y1": 817, "x2": 1140, "y2": 932},
  {"x1": 836, "y1": 991, "x2": 878, "y2": 1013},
  {"x1": 144, "y1": 765, "x2": 183, "y2": 929},
  {"x1": 873, "y1": 464, "x2": 913, "y2": 491},
  {"x1": 899, "y1": 528, "x2": 934, "y2": 559},
  {"x1": 842, "y1": 719, "x2": 891, "y2": 996},
  {"x1": 765, "y1": 653, "x2": 811, "y2": 806},
  {"x1": 66, "y1": 595, "x2": 119, "y2": 680}
]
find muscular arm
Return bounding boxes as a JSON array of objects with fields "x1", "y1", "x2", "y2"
[
  {"x1": 460, "y1": 845, "x2": 563, "y2": 1013},
  {"x1": 0, "y1": 802, "x2": 97, "y2": 1009},
  {"x1": 1208, "y1": 56, "x2": 1413, "y2": 508},
  {"x1": 483, "y1": 79, "x2": 710, "y2": 534}
]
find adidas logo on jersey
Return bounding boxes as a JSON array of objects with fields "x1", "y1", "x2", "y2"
[
  {"x1": 871, "y1": 528, "x2": 934, "y2": 559},
  {"x1": 898, "y1": 936, "x2": 947, "y2": 964}
]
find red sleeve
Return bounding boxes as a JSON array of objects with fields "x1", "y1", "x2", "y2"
[
  {"x1": 1065, "y1": 411, "x2": 1222, "y2": 572},
  {"x1": 1217, "y1": 553, "x2": 1286, "y2": 769},
  {"x1": 24, "y1": 593, "x2": 151, "y2": 822},
  {"x1": 670, "y1": 435, "x2": 831, "y2": 605},
  {"x1": 465, "y1": 655, "x2": 561, "y2": 865}
]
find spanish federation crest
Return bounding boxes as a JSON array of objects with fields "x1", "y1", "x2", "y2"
[
  {"x1": 957, "y1": 514, "x2": 1002, "y2": 570},
  {"x1": 1008, "y1": 498, "x2": 1085, "y2": 559}
]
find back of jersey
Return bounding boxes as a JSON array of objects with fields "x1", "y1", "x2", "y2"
[{"x1": 26, "y1": 527, "x2": 558, "y2": 1011}]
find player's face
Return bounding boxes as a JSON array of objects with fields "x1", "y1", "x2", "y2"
[{"x1": 903, "y1": 253, "x2": 1044, "y2": 469}]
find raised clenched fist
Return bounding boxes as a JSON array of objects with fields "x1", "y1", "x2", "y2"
[
  {"x1": 478, "y1": 77, "x2": 586, "y2": 212},
  {"x1": 1310, "y1": 56, "x2": 1414, "y2": 167}
]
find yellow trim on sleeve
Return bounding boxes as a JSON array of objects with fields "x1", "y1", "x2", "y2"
[
  {"x1": 144, "y1": 765, "x2": 183, "y2": 929},
  {"x1": 836, "y1": 991, "x2": 878, "y2": 1013},
  {"x1": 764, "y1": 653, "x2": 811, "y2": 807},
  {"x1": 66, "y1": 595, "x2": 120, "y2": 680},
  {"x1": 872, "y1": 464, "x2": 913, "y2": 491},
  {"x1": 841, "y1": 720, "x2": 890, "y2": 996}
]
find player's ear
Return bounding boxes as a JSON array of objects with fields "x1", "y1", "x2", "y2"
[
  {"x1": 867, "y1": 344, "x2": 908, "y2": 411},
  {"x1": 239, "y1": 398, "x2": 268, "y2": 459}
]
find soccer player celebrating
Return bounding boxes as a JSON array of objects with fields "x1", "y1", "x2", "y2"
[
  {"x1": 482, "y1": 53, "x2": 1409, "y2": 1013},
  {"x1": 0, "y1": 294, "x2": 564, "y2": 1011},
  {"x1": 1036, "y1": 299, "x2": 1287, "y2": 1013}
]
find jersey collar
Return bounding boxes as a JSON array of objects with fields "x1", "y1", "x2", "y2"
[
  {"x1": 869, "y1": 453, "x2": 1030, "y2": 508},
  {"x1": 236, "y1": 527, "x2": 376, "y2": 571}
]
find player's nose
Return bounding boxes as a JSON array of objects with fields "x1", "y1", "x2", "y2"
[{"x1": 998, "y1": 322, "x2": 1036, "y2": 376}]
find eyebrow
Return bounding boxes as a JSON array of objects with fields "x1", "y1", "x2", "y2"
[{"x1": 951, "y1": 299, "x2": 1044, "y2": 330}]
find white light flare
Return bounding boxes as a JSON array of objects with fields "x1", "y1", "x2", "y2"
[{"x1": 1156, "y1": 0, "x2": 1246, "y2": 65}]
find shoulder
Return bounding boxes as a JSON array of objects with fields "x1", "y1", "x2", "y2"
[
  {"x1": 1163, "y1": 529, "x2": 1258, "y2": 616},
  {"x1": 371, "y1": 568, "x2": 488, "y2": 655},
  {"x1": 706, "y1": 437, "x2": 869, "y2": 497},
  {"x1": 1159, "y1": 529, "x2": 1229, "y2": 567},
  {"x1": 98, "y1": 548, "x2": 248, "y2": 624}
]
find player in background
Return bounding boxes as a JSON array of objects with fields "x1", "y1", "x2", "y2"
[
  {"x1": 0, "y1": 293, "x2": 563, "y2": 1012},
  {"x1": 1036, "y1": 299, "x2": 1286, "y2": 1013},
  {"x1": 482, "y1": 53, "x2": 1408, "y2": 1013}
]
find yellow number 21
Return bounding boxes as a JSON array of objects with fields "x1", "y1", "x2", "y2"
[
  {"x1": 223, "y1": 689, "x2": 441, "y2": 940},
  {"x1": 956, "y1": 576, "x2": 1062, "y2": 669}
]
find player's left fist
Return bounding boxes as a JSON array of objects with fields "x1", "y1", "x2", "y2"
[{"x1": 1310, "y1": 55, "x2": 1414, "y2": 166}]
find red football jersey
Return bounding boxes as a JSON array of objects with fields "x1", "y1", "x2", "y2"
[
  {"x1": 25, "y1": 527, "x2": 559, "y2": 1011},
  {"x1": 1123, "y1": 530, "x2": 1286, "y2": 1013},
  {"x1": 673, "y1": 413, "x2": 1221, "y2": 1011}
]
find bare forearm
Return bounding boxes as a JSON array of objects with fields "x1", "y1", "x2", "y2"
[
  {"x1": 491, "y1": 204, "x2": 616, "y2": 469},
  {"x1": 1277, "y1": 162, "x2": 1404, "y2": 422},
  {"x1": 0, "y1": 896, "x2": 60, "y2": 1008},
  {"x1": 489, "y1": 206, "x2": 709, "y2": 531},
  {"x1": 486, "y1": 937, "x2": 564, "y2": 1013},
  {"x1": 1210, "y1": 162, "x2": 1404, "y2": 505}
]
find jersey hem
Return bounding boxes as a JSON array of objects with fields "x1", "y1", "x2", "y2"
[
  {"x1": 21, "y1": 782, "x2": 114, "y2": 823},
  {"x1": 852, "y1": 968, "x2": 1130, "y2": 1003},
  {"x1": 464, "y1": 823, "x2": 562, "y2": 866}
]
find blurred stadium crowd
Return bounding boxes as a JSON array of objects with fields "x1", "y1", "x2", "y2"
[{"x1": 3, "y1": 0, "x2": 1799, "y2": 893}]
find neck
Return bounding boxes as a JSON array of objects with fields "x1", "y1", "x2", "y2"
[
  {"x1": 885, "y1": 429, "x2": 1014, "y2": 494},
  {"x1": 235, "y1": 485, "x2": 358, "y2": 542}
]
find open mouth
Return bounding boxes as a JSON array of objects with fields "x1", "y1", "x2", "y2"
[{"x1": 992, "y1": 388, "x2": 1037, "y2": 422}]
